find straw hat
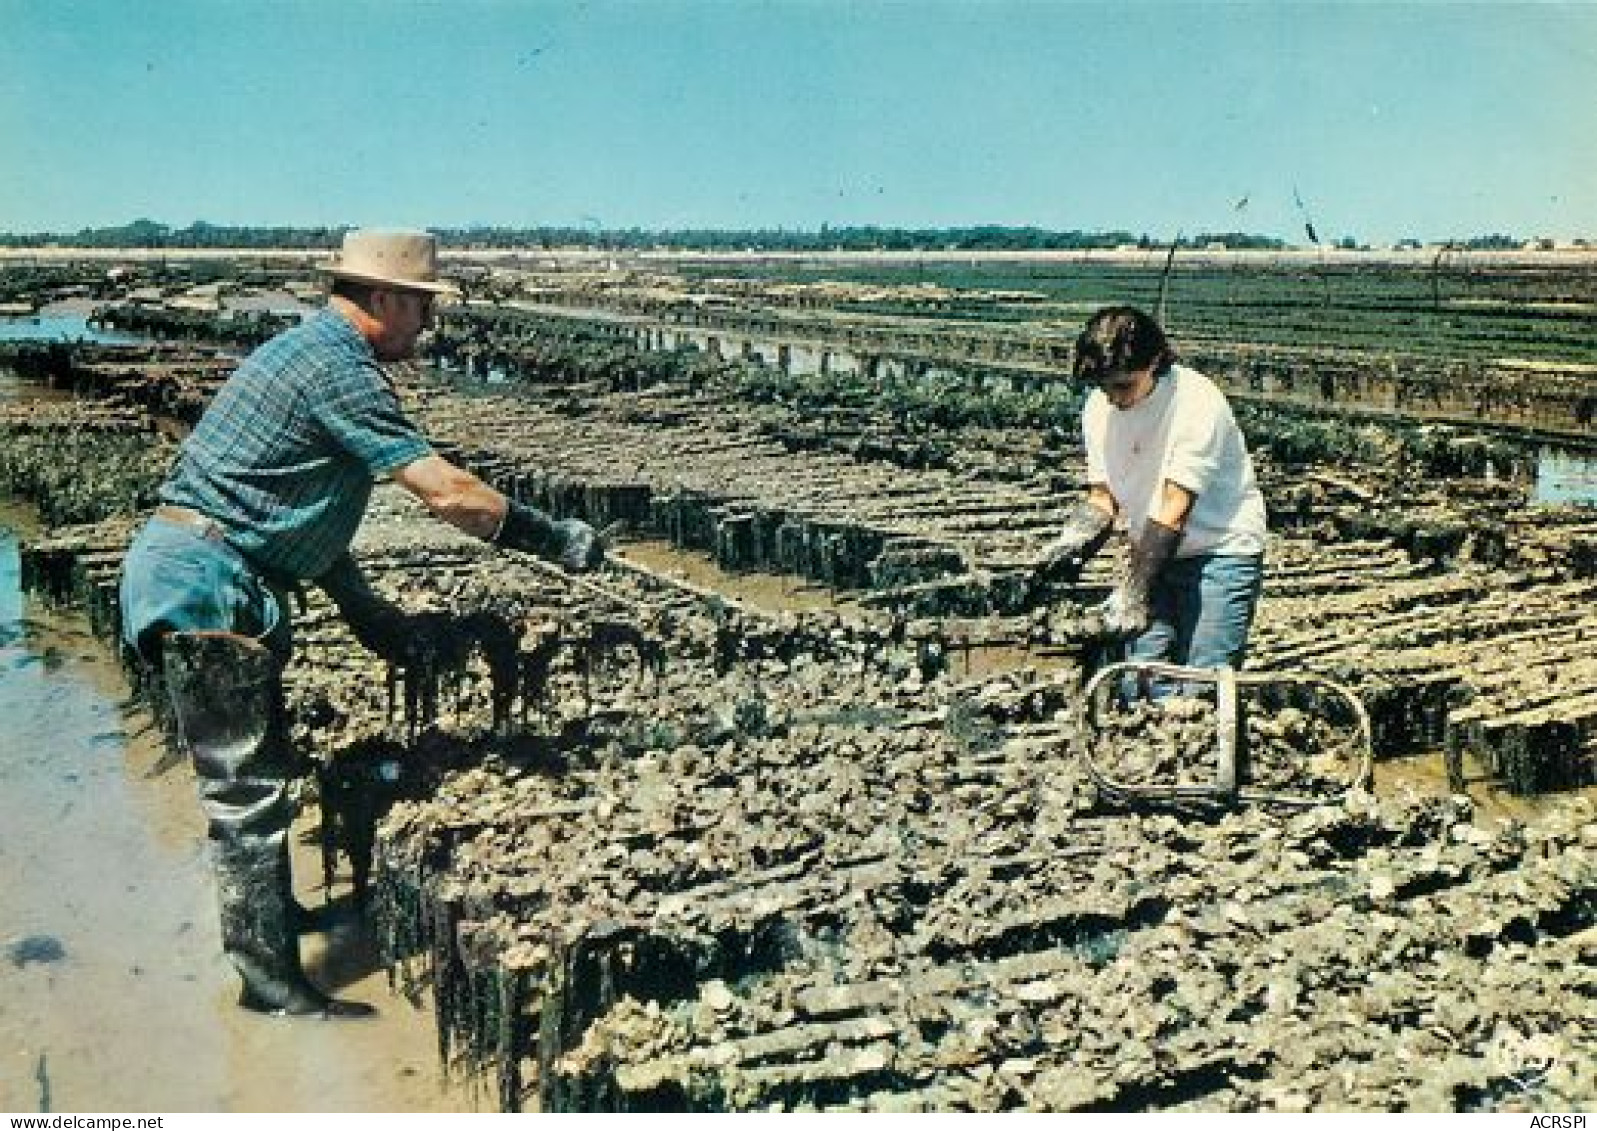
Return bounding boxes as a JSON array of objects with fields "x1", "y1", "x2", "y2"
[{"x1": 320, "y1": 229, "x2": 459, "y2": 295}]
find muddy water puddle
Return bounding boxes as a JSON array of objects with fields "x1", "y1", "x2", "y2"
[
  {"x1": 1374, "y1": 747, "x2": 1595, "y2": 825},
  {"x1": 0, "y1": 313, "x2": 142, "y2": 347},
  {"x1": 615, "y1": 539, "x2": 872, "y2": 615},
  {"x1": 0, "y1": 503, "x2": 475, "y2": 1112}
]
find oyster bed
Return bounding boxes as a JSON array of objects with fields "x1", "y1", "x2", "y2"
[
  {"x1": 13, "y1": 455, "x2": 1594, "y2": 1112},
  {"x1": 337, "y1": 506, "x2": 1597, "y2": 1113},
  {"x1": 3, "y1": 269, "x2": 1595, "y2": 1111},
  {"x1": 389, "y1": 352, "x2": 1597, "y2": 797}
]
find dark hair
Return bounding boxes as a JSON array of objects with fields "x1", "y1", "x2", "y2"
[{"x1": 1071, "y1": 306, "x2": 1177, "y2": 383}]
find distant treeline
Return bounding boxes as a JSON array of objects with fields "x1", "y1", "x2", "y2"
[
  {"x1": 429, "y1": 225, "x2": 1289, "y2": 252},
  {"x1": 2, "y1": 219, "x2": 1291, "y2": 252},
  {"x1": 1, "y1": 220, "x2": 348, "y2": 250},
  {"x1": 0, "y1": 219, "x2": 1548, "y2": 253}
]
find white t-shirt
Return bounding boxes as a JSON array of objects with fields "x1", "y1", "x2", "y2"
[{"x1": 1082, "y1": 364, "x2": 1267, "y2": 557}]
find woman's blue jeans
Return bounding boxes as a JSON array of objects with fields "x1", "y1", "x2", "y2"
[{"x1": 1125, "y1": 551, "x2": 1264, "y2": 671}]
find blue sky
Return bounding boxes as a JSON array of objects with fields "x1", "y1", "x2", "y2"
[{"x1": 2, "y1": 0, "x2": 1593, "y2": 244}]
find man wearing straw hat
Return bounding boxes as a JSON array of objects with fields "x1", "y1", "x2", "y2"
[{"x1": 118, "y1": 229, "x2": 599, "y2": 1018}]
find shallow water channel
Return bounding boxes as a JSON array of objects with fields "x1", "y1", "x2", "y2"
[
  {"x1": 0, "y1": 523, "x2": 468, "y2": 1108},
  {"x1": 0, "y1": 312, "x2": 142, "y2": 346},
  {"x1": 1535, "y1": 445, "x2": 1597, "y2": 507},
  {"x1": 0, "y1": 322, "x2": 472, "y2": 1112}
]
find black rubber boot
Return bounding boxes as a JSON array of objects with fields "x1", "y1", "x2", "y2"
[{"x1": 163, "y1": 631, "x2": 374, "y2": 1019}]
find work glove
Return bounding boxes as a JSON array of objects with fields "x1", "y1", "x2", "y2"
[
  {"x1": 343, "y1": 601, "x2": 413, "y2": 662},
  {"x1": 1098, "y1": 518, "x2": 1182, "y2": 638},
  {"x1": 347, "y1": 605, "x2": 468, "y2": 672},
  {"x1": 317, "y1": 556, "x2": 409, "y2": 661},
  {"x1": 495, "y1": 500, "x2": 604, "y2": 572},
  {"x1": 317, "y1": 555, "x2": 457, "y2": 664},
  {"x1": 1035, "y1": 500, "x2": 1115, "y2": 586},
  {"x1": 340, "y1": 599, "x2": 462, "y2": 668}
]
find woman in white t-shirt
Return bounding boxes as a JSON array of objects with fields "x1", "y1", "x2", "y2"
[{"x1": 1036, "y1": 306, "x2": 1267, "y2": 670}]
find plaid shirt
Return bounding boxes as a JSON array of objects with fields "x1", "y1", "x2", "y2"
[{"x1": 161, "y1": 309, "x2": 432, "y2": 580}]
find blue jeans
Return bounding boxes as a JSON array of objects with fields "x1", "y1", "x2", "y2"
[
  {"x1": 1125, "y1": 552, "x2": 1264, "y2": 671},
  {"x1": 119, "y1": 516, "x2": 292, "y2": 666}
]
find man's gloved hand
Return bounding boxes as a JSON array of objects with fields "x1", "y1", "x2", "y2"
[
  {"x1": 319, "y1": 555, "x2": 412, "y2": 661},
  {"x1": 344, "y1": 601, "x2": 409, "y2": 661},
  {"x1": 346, "y1": 606, "x2": 463, "y2": 668},
  {"x1": 495, "y1": 500, "x2": 604, "y2": 572},
  {"x1": 340, "y1": 599, "x2": 435, "y2": 665},
  {"x1": 388, "y1": 610, "x2": 462, "y2": 670},
  {"x1": 550, "y1": 518, "x2": 603, "y2": 572},
  {"x1": 316, "y1": 555, "x2": 475, "y2": 665},
  {"x1": 1035, "y1": 500, "x2": 1115, "y2": 587},
  {"x1": 1098, "y1": 518, "x2": 1182, "y2": 638}
]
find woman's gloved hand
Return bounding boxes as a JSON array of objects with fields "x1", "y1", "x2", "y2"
[
  {"x1": 1035, "y1": 500, "x2": 1115, "y2": 586},
  {"x1": 1098, "y1": 518, "x2": 1182, "y2": 637}
]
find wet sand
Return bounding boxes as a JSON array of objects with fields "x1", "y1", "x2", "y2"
[{"x1": 0, "y1": 506, "x2": 476, "y2": 1113}]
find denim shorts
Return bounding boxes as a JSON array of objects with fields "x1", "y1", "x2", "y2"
[
  {"x1": 1125, "y1": 551, "x2": 1264, "y2": 671},
  {"x1": 118, "y1": 517, "x2": 290, "y2": 665}
]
